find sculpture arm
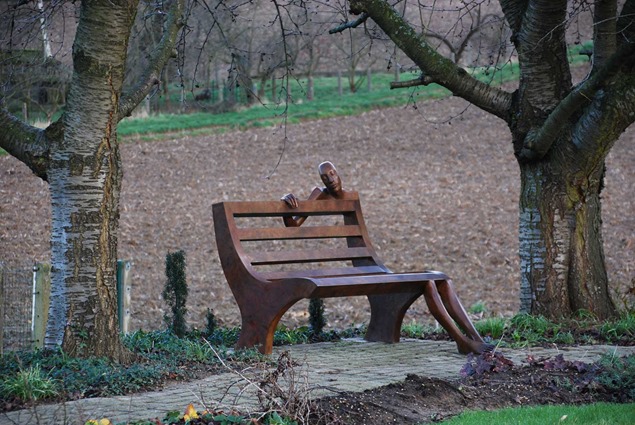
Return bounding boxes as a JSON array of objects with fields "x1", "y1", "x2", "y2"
[{"x1": 283, "y1": 187, "x2": 325, "y2": 227}]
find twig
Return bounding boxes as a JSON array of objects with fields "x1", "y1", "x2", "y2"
[
  {"x1": 390, "y1": 74, "x2": 435, "y2": 89},
  {"x1": 205, "y1": 341, "x2": 284, "y2": 411},
  {"x1": 329, "y1": 12, "x2": 369, "y2": 34}
]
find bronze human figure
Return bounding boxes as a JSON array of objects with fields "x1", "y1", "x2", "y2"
[{"x1": 282, "y1": 161, "x2": 492, "y2": 354}]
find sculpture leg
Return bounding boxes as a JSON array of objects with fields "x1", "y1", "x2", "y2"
[
  {"x1": 435, "y1": 279, "x2": 485, "y2": 342},
  {"x1": 423, "y1": 281, "x2": 491, "y2": 354},
  {"x1": 365, "y1": 292, "x2": 422, "y2": 343}
]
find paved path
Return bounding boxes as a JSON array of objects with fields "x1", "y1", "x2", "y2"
[{"x1": 2, "y1": 339, "x2": 634, "y2": 425}]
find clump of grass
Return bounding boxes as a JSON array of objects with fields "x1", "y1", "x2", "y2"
[
  {"x1": 0, "y1": 364, "x2": 58, "y2": 402},
  {"x1": 599, "y1": 312, "x2": 635, "y2": 343},
  {"x1": 507, "y1": 313, "x2": 559, "y2": 346},
  {"x1": 468, "y1": 300, "x2": 487, "y2": 315},
  {"x1": 475, "y1": 317, "x2": 507, "y2": 340},
  {"x1": 274, "y1": 325, "x2": 310, "y2": 346},
  {"x1": 401, "y1": 321, "x2": 426, "y2": 338}
]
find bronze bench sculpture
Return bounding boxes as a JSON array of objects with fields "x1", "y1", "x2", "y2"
[{"x1": 212, "y1": 162, "x2": 491, "y2": 355}]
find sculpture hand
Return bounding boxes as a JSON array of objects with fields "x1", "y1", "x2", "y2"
[{"x1": 281, "y1": 193, "x2": 299, "y2": 208}]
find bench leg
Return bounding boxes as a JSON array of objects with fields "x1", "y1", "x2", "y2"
[
  {"x1": 236, "y1": 296, "x2": 301, "y2": 355},
  {"x1": 365, "y1": 293, "x2": 422, "y2": 343}
]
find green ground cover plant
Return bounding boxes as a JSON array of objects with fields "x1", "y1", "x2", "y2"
[
  {"x1": 1, "y1": 313, "x2": 633, "y2": 408},
  {"x1": 1, "y1": 310, "x2": 633, "y2": 424}
]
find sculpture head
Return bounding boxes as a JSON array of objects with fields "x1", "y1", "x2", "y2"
[{"x1": 318, "y1": 161, "x2": 342, "y2": 196}]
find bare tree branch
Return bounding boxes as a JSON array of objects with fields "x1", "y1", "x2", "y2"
[
  {"x1": 499, "y1": 0, "x2": 528, "y2": 43},
  {"x1": 118, "y1": 0, "x2": 185, "y2": 120},
  {"x1": 572, "y1": 77, "x2": 635, "y2": 157},
  {"x1": 617, "y1": 0, "x2": 635, "y2": 47},
  {"x1": 423, "y1": 31, "x2": 458, "y2": 62},
  {"x1": 515, "y1": 0, "x2": 570, "y2": 112},
  {"x1": 390, "y1": 74, "x2": 434, "y2": 89},
  {"x1": 329, "y1": 12, "x2": 369, "y2": 34},
  {"x1": 520, "y1": 41, "x2": 635, "y2": 160},
  {"x1": 349, "y1": 0, "x2": 512, "y2": 122},
  {"x1": 265, "y1": 0, "x2": 293, "y2": 179},
  {"x1": 0, "y1": 107, "x2": 50, "y2": 180},
  {"x1": 593, "y1": 0, "x2": 618, "y2": 73}
]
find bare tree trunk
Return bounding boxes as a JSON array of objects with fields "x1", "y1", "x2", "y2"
[
  {"x1": 233, "y1": 52, "x2": 256, "y2": 105},
  {"x1": 162, "y1": 67, "x2": 171, "y2": 112},
  {"x1": 227, "y1": 64, "x2": 238, "y2": 107},
  {"x1": 271, "y1": 74, "x2": 277, "y2": 103},
  {"x1": 258, "y1": 76, "x2": 266, "y2": 100},
  {"x1": 348, "y1": 67, "x2": 356, "y2": 93},
  {"x1": 37, "y1": 0, "x2": 52, "y2": 58},
  {"x1": 45, "y1": 1, "x2": 135, "y2": 363},
  {"x1": 519, "y1": 156, "x2": 615, "y2": 319},
  {"x1": 216, "y1": 68, "x2": 223, "y2": 103},
  {"x1": 307, "y1": 73, "x2": 314, "y2": 101}
]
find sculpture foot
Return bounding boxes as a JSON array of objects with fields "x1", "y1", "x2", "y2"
[{"x1": 456, "y1": 339, "x2": 495, "y2": 355}]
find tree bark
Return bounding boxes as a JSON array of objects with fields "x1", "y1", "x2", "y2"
[{"x1": 518, "y1": 156, "x2": 615, "y2": 319}]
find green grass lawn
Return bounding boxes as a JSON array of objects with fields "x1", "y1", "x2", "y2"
[
  {"x1": 440, "y1": 402, "x2": 635, "y2": 425},
  {"x1": 116, "y1": 72, "x2": 455, "y2": 139}
]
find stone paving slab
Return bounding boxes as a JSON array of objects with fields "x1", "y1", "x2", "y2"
[{"x1": 2, "y1": 340, "x2": 634, "y2": 425}]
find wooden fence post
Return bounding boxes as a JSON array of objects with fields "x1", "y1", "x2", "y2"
[
  {"x1": 117, "y1": 260, "x2": 132, "y2": 334},
  {"x1": 32, "y1": 262, "x2": 51, "y2": 349}
]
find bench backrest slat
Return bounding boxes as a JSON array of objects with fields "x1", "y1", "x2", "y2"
[
  {"x1": 237, "y1": 224, "x2": 362, "y2": 241},
  {"x1": 248, "y1": 247, "x2": 373, "y2": 266},
  {"x1": 226, "y1": 199, "x2": 358, "y2": 216},
  {"x1": 261, "y1": 265, "x2": 386, "y2": 280}
]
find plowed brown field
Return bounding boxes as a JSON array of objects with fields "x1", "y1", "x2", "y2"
[{"x1": 1, "y1": 94, "x2": 633, "y2": 332}]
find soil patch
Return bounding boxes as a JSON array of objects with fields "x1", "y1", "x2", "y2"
[{"x1": 311, "y1": 360, "x2": 631, "y2": 425}]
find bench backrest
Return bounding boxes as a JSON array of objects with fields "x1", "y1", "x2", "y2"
[{"x1": 212, "y1": 192, "x2": 388, "y2": 283}]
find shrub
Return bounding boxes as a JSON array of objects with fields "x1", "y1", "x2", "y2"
[
  {"x1": 163, "y1": 250, "x2": 188, "y2": 337},
  {"x1": 206, "y1": 308, "x2": 218, "y2": 336},
  {"x1": 308, "y1": 298, "x2": 326, "y2": 337}
]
